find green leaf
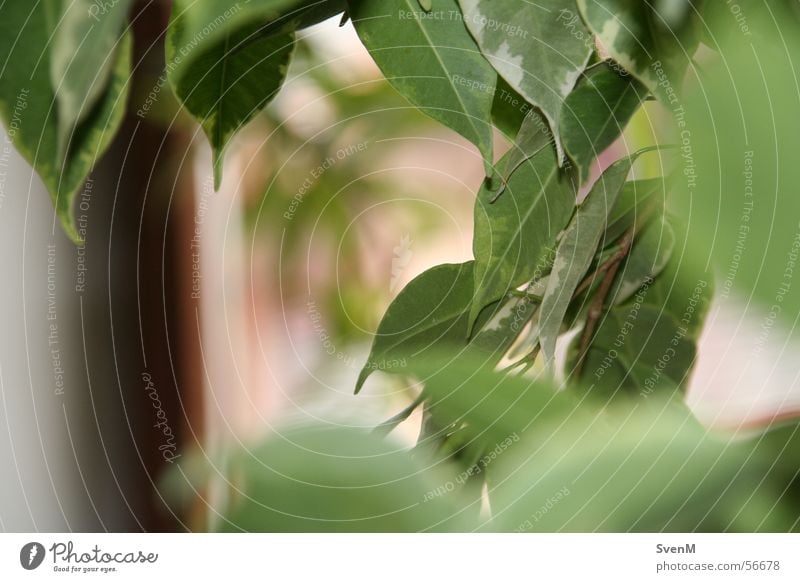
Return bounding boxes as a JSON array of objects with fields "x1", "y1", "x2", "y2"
[
  {"x1": 560, "y1": 60, "x2": 646, "y2": 183},
  {"x1": 468, "y1": 292, "x2": 539, "y2": 360},
  {"x1": 539, "y1": 151, "x2": 654, "y2": 367},
  {"x1": 488, "y1": 398, "x2": 800, "y2": 532},
  {"x1": 415, "y1": 354, "x2": 582, "y2": 452},
  {"x1": 471, "y1": 145, "x2": 575, "y2": 329},
  {"x1": 166, "y1": 0, "x2": 336, "y2": 54},
  {"x1": 492, "y1": 94, "x2": 553, "y2": 201},
  {"x1": 350, "y1": 0, "x2": 496, "y2": 177},
  {"x1": 751, "y1": 420, "x2": 800, "y2": 517},
  {"x1": 168, "y1": 1, "x2": 297, "y2": 188},
  {"x1": 356, "y1": 262, "x2": 475, "y2": 393},
  {"x1": 490, "y1": 78, "x2": 533, "y2": 139},
  {"x1": 575, "y1": 248, "x2": 713, "y2": 398},
  {"x1": 358, "y1": 259, "x2": 539, "y2": 393},
  {"x1": 295, "y1": 0, "x2": 348, "y2": 28},
  {"x1": 675, "y1": 3, "x2": 800, "y2": 324},
  {"x1": 489, "y1": 109, "x2": 556, "y2": 204},
  {"x1": 459, "y1": 0, "x2": 593, "y2": 162},
  {"x1": 499, "y1": 111, "x2": 554, "y2": 193},
  {"x1": 611, "y1": 213, "x2": 675, "y2": 305},
  {"x1": 604, "y1": 178, "x2": 664, "y2": 245},
  {"x1": 51, "y1": 0, "x2": 133, "y2": 158},
  {"x1": 576, "y1": 0, "x2": 702, "y2": 100},
  {"x1": 218, "y1": 424, "x2": 472, "y2": 532},
  {"x1": 0, "y1": 1, "x2": 132, "y2": 242}
]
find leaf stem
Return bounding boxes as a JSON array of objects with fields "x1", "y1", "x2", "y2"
[{"x1": 573, "y1": 251, "x2": 622, "y2": 298}]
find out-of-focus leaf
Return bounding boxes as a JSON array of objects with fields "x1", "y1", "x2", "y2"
[
  {"x1": 471, "y1": 145, "x2": 575, "y2": 329},
  {"x1": 675, "y1": 2, "x2": 800, "y2": 324},
  {"x1": 577, "y1": 0, "x2": 702, "y2": 100},
  {"x1": 539, "y1": 149, "x2": 659, "y2": 366},
  {"x1": 415, "y1": 354, "x2": 584, "y2": 452},
  {"x1": 219, "y1": 425, "x2": 472, "y2": 532},
  {"x1": 350, "y1": 0, "x2": 496, "y2": 177},
  {"x1": 459, "y1": 0, "x2": 592, "y2": 161},
  {"x1": 0, "y1": 0, "x2": 132, "y2": 242},
  {"x1": 51, "y1": 0, "x2": 133, "y2": 156},
  {"x1": 750, "y1": 420, "x2": 800, "y2": 516},
  {"x1": 168, "y1": 0, "x2": 298, "y2": 188},
  {"x1": 560, "y1": 60, "x2": 647, "y2": 183},
  {"x1": 487, "y1": 398, "x2": 800, "y2": 532}
]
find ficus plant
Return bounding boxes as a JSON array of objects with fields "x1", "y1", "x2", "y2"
[{"x1": 4, "y1": 0, "x2": 800, "y2": 531}]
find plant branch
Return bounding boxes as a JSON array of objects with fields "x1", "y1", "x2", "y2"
[
  {"x1": 573, "y1": 250, "x2": 624, "y2": 298},
  {"x1": 573, "y1": 200, "x2": 661, "y2": 299},
  {"x1": 573, "y1": 226, "x2": 635, "y2": 380}
]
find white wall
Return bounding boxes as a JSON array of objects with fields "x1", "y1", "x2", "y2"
[{"x1": 0, "y1": 129, "x2": 110, "y2": 531}]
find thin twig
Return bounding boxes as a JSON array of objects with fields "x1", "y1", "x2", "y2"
[
  {"x1": 573, "y1": 250, "x2": 624, "y2": 298},
  {"x1": 573, "y1": 200, "x2": 660, "y2": 299},
  {"x1": 573, "y1": 226, "x2": 636, "y2": 380}
]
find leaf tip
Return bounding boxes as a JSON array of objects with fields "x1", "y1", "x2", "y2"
[
  {"x1": 355, "y1": 368, "x2": 370, "y2": 395},
  {"x1": 466, "y1": 301, "x2": 484, "y2": 340},
  {"x1": 65, "y1": 221, "x2": 83, "y2": 245},
  {"x1": 488, "y1": 180, "x2": 507, "y2": 203},
  {"x1": 58, "y1": 206, "x2": 83, "y2": 245}
]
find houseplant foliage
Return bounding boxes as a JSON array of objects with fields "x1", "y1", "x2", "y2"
[{"x1": 3, "y1": 0, "x2": 800, "y2": 531}]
